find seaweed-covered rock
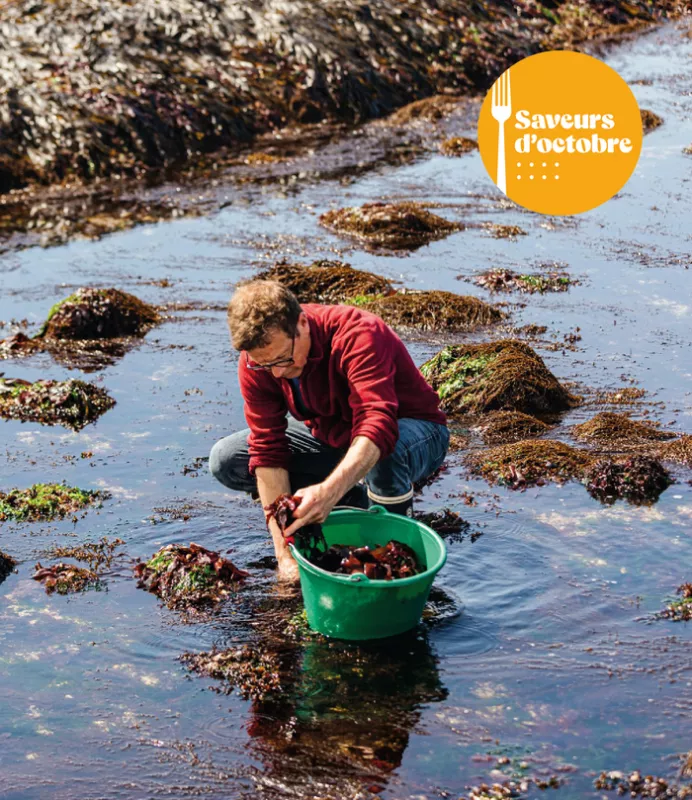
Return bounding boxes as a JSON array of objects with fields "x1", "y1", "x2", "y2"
[
  {"x1": 641, "y1": 109, "x2": 663, "y2": 134},
  {"x1": 473, "y1": 268, "x2": 575, "y2": 294},
  {"x1": 573, "y1": 412, "x2": 675, "y2": 448},
  {"x1": 255, "y1": 260, "x2": 394, "y2": 304},
  {"x1": 32, "y1": 562, "x2": 100, "y2": 595},
  {"x1": 134, "y1": 543, "x2": 248, "y2": 608},
  {"x1": 585, "y1": 456, "x2": 672, "y2": 505},
  {"x1": 440, "y1": 136, "x2": 478, "y2": 156},
  {"x1": 0, "y1": 1, "x2": 678, "y2": 193},
  {"x1": 660, "y1": 435, "x2": 692, "y2": 466},
  {"x1": 483, "y1": 224, "x2": 527, "y2": 239},
  {"x1": 0, "y1": 377, "x2": 115, "y2": 429},
  {"x1": 467, "y1": 439, "x2": 593, "y2": 487},
  {"x1": 387, "y1": 95, "x2": 462, "y2": 126},
  {"x1": 477, "y1": 410, "x2": 550, "y2": 445},
  {"x1": 319, "y1": 202, "x2": 463, "y2": 250},
  {"x1": 0, "y1": 549, "x2": 17, "y2": 583},
  {"x1": 37, "y1": 288, "x2": 160, "y2": 340},
  {"x1": 180, "y1": 645, "x2": 282, "y2": 701},
  {"x1": 420, "y1": 340, "x2": 579, "y2": 416},
  {"x1": 355, "y1": 290, "x2": 504, "y2": 332},
  {"x1": 659, "y1": 583, "x2": 692, "y2": 622},
  {"x1": 0, "y1": 483, "x2": 107, "y2": 522}
]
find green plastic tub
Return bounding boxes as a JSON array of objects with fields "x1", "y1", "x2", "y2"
[{"x1": 290, "y1": 505, "x2": 447, "y2": 640}]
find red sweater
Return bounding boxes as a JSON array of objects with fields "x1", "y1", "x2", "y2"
[{"x1": 239, "y1": 304, "x2": 447, "y2": 473}]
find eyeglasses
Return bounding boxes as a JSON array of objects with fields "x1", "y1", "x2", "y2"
[{"x1": 245, "y1": 332, "x2": 296, "y2": 371}]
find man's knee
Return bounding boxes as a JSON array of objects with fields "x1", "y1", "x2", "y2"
[{"x1": 209, "y1": 433, "x2": 254, "y2": 493}]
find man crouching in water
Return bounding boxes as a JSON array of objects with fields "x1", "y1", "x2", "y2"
[{"x1": 209, "y1": 280, "x2": 449, "y2": 582}]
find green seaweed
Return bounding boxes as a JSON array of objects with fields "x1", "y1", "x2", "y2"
[{"x1": 0, "y1": 483, "x2": 106, "y2": 522}]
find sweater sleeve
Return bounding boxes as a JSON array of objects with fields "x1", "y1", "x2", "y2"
[
  {"x1": 238, "y1": 359, "x2": 290, "y2": 474},
  {"x1": 340, "y1": 323, "x2": 399, "y2": 460}
]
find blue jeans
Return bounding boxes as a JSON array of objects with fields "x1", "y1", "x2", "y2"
[{"x1": 209, "y1": 417, "x2": 450, "y2": 504}]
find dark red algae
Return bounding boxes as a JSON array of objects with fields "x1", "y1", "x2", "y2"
[
  {"x1": 312, "y1": 540, "x2": 420, "y2": 580},
  {"x1": 265, "y1": 493, "x2": 421, "y2": 578}
]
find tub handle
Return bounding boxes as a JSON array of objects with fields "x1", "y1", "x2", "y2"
[{"x1": 348, "y1": 572, "x2": 370, "y2": 583}]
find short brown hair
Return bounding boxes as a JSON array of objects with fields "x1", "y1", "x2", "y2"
[{"x1": 227, "y1": 280, "x2": 302, "y2": 351}]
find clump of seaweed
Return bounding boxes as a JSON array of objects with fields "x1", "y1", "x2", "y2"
[
  {"x1": 37, "y1": 288, "x2": 160, "y2": 341},
  {"x1": 354, "y1": 290, "x2": 504, "y2": 332},
  {"x1": 467, "y1": 439, "x2": 593, "y2": 488},
  {"x1": 255, "y1": 260, "x2": 394, "y2": 304},
  {"x1": 660, "y1": 435, "x2": 692, "y2": 466},
  {"x1": 420, "y1": 340, "x2": 579, "y2": 416},
  {"x1": 0, "y1": 483, "x2": 108, "y2": 522},
  {"x1": 585, "y1": 456, "x2": 672, "y2": 505},
  {"x1": 387, "y1": 95, "x2": 462, "y2": 126},
  {"x1": 473, "y1": 268, "x2": 574, "y2": 294},
  {"x1": 264, "y1": 493, "x2": 327, "y2": 561},
  {"x1": 440, "y1": 136, "x2": 478, "y2": 156},
  {"x1": 482, "y1": 224, "x2": 527, "y2": 239},
  {"x1": 641, "y1": 109, "x2": 663, "y2": 134},
  {"x1": 47, "y1": 537, "x2": 125, "y2": 573},
  {"x1": 0, "y1": 549, "x2": 17, "y2": 583},
  {"x1": 416, "y1": 508, "x2": 481, "y2": 545},
  {"x1": 32, "y1": 563, "x2": 100, "y2": 595},
  {"x1": 477, "y1": 411, "x2": 550, "y2": 445},
  {"x1": 595, "y1": 770, "x2": 692, "y2": 798},
  {"x1": 311, "y1": 540, "x2": 420, "y2": 579},
  {"x1": 319, "y1": 202, "x2": 463, "y2": 250},
  {"x1": 659, "y1": 583, "x2": 692, "y2": 622},
  {"x1": 0, "y1": 377, "x2": 115, "y2": 430},
  {"x1": 573, "y1": 412, "x2": 675, "y2": 448},
  {"x1": 134, "y1": 543, "x2": 248, "y2": 609},
  {"x1": 180, "y1": 645, "x2": 282, "y2": 702}
]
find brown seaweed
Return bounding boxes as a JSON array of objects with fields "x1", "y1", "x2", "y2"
[
  {"x1": 319, "y1": 202, "x2": 463, "y2": 250},
  {"x1": 440, "y1": 136, "x2": 478, "y2": 156},
  {"x1": 476, "y1": 410, "x2": 550, "y2": 445},
  {"x1": 467, "y1": 439, "x2": 593, "y2": 488},
  {"x1": 255, "y1": 260, "x2": 394, "y2": 304},
  {"x1": 0, "y1": 376, "x2": 115, "y2": 430},
  {"x1": 32, "y1": 562, "x2": 100, "y2": 595},
  {"x1": 641, "y1": 109, "x2": 664, "y2": 134},
  {"x1": 473, "y1": 268, "x2": 575, "y2": 294},
  {"x1": 354, "y1": 290, "x2": 504, "y2": 333},
  {"x1": 420, "y1": 340, "x2": 579, "y2": 416},
  {"x1": 37, "y1": 288, "x2": 160, "y2": 341},
  {"x1": 573, "y1": 412, "x2": 675, "y2": 448},
  {"x1": 180, "y1": 645, "x2": 282, "y2": 702},
  {"x1": 0, "y1": 549, "x2": 17, "y2": 584}
]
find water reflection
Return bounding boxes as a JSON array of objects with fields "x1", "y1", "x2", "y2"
[{"x1": 248, "y1": 632, "x2": 447, "y2": 795}]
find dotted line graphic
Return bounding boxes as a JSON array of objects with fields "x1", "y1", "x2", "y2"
[{"x1": 516, "y1": 161, "x2": 560, "y2": 181}]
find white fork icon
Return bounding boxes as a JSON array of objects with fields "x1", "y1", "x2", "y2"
[{"x1": 491, "y1": 69, "x2": 512, "y2": 194}]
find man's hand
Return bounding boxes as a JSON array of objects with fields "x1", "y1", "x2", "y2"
[{"x1": 283, "y1": 482, "x2": 340, "y2": 538}]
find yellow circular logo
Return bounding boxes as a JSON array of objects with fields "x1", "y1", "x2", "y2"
[{"x1": 477, "y1": 51, "x2": 642, "y2": 215}]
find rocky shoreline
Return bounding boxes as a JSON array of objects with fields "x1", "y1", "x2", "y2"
[{"x1": 0, "y1": 0, "x2": 685, "y2": 251}]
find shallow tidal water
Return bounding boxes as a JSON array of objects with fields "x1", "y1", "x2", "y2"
[{"x1": 1, "y1": 22, "x2": 692, "y2": 800}]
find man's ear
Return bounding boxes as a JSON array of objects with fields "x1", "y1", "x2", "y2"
[{"x1": 298, "y1": 311, "x2": 309, "y2": 334}]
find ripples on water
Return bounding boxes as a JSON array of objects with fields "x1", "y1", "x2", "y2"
[{"x1": 1, "y1": 22, "x2": 692, "y2": 800}]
